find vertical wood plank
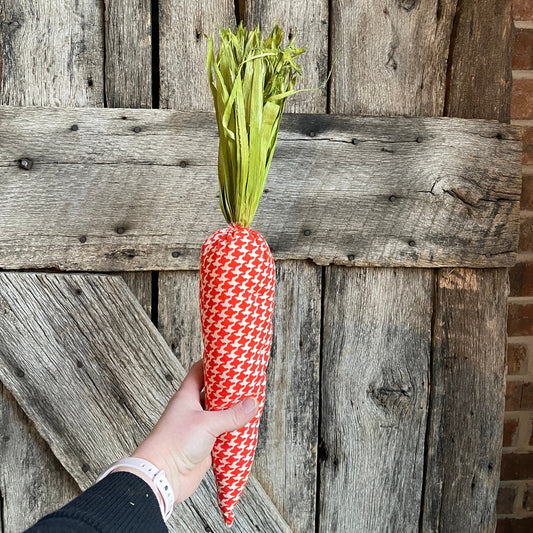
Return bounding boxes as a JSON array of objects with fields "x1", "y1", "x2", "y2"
[
  {"x1": 323, "y1": 2, "x2": 457, "y2": 531},
  {"x1": 158, "y1": 270, "x2": 203, "y2": 370},
  {"x1": 329, "y1": 0, "x2": 458, "y2": 117},
  {"x1": 421, "y1": 2, "x2": 513, "y2": 531},
  {"x1": 423, "y1": 268, "x2": 508, "y2": 532},
  {"x1": 159, "y1": 0, "x2": 235, "y2": 111},
  {"x1": 254, "y1": 261, "x2": 321, "y2": 533},
  {"x1": 320, "y1": 267, "x2": 432, "y2": 532},
  {"x1": 444, "y1": 0, "x2": 513, "y2": 122},
  {"x1": 0, "y1": 1, "x2": 104, "y2": 528},
  {"x1": 0, "y1": 0, "x2": 104, "y2": 107},
  {"x1": 104, "y1": 0, "x2": 152, "y2": 109},
  {"x1": 104, "y1": 2, "x2": 153, "y2": 327}
]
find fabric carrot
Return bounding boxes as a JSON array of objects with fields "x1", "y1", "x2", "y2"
[{"x1": 200, "y1": 22, "x2": 304, "y2": 526}]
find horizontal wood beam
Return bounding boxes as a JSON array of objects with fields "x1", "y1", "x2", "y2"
[
  {"x1": 0, "y1": 105, "x2": 522, "y2": 270},
  {"x1": 0, "y1": 272, "x2": 291, "y2": 532}
]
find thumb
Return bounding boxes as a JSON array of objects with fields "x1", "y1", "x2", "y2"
[{"x1": 206, "y1": 398, "x2": 258, "y2": 436}]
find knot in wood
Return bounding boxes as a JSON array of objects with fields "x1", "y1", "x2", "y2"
[{"x1": 368, "y1": 381, "x2": 413, "y2": 415}]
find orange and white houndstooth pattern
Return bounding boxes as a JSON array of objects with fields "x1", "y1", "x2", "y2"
[{"x1": 199, "y1": 223, "x2": 276, "y2": 526}]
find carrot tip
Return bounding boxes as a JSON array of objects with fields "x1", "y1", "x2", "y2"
[{"x1": 223, "y1": 510, "x2": 235, "y2": 527}]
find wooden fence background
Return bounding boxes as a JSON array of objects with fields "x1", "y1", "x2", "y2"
[{"x1": 0, "y1": 1, "x2": 520, "y2": 532}]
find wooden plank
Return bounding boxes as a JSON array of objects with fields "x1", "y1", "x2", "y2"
[
  {"x1": 158, "y1": 270, "x2": 203, "y2": 369},
  {"x1": 422, "y1": 268, "x2": 508, "y2": 532},
  {"x1": 319, "y1": 267, "x2": 432, "y2": 532},
  {"x1": 0, "y1": 106, "x2": 522, "y2": 270},
  {"x1": 445, "y1": 0, "x2": 513, "y2": 122},
  {"x1": 159, "y1": 0, "x2": 235, "y2": 111},
  {"x1": 0, "y1": 272, "x2": 291, "y2": 532},
  {"x1": 0, "y1": 383, "x2": 81, "y2": 532},
  {"x1": 243, "y1": 0, "x2": 329, "y2": 114},
  {"x1": 329, "y1": 0, "x2": 458, "y2": 116},
  {"x1": 0, "y1": 1, "x2": 105, "y2": 530},
  {"x1": 253, "y1": 261, "x2": 321, "y2": 533},
  {"x1": 0, "y1": 0, "x2": 104, "y2": 107},
  {"x1": 420, "y1": 2, "x2": 514, "y2": 531},
  {"x1": 104, "y1": 0, "x2": 152, "y2": 109},
  {"x1": 118, "y1": 271, "x2": 153, "y2": 318}
]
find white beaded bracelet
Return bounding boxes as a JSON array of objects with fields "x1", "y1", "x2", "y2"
[{"x1": 96, "y1": 457, "x2": 174, "y2": 522}]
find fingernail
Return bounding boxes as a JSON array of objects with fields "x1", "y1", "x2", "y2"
[{"x1": 242, "y1": 398, "x2": 257, "y2": 414}]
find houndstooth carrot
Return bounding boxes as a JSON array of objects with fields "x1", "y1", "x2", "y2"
[{"x1": 200, "y1": 22, "x2": 304, "y2": 526}]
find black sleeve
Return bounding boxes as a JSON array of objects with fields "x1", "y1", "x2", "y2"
[{"x1": 24, "y1": 472, "x2": 168, "y2": 533}]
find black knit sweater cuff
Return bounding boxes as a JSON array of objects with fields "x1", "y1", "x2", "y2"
[{"x1": 26, "y1": 472, "x2": 168, "y2": 533}]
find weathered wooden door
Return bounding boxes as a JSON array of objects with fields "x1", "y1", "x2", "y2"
[{"x1": 0, "y1": 1, "x2": 520, "y2": 532}]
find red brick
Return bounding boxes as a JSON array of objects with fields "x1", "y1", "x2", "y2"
[
  {"x1": 497, "y1": 517, "x2": 533, "y2": 533},
  {"x1": 504, "y1": 417, "x2": 520, "y2": 446},
  {"x1": 522, "y1": 173, "x2": 533, "y2": 207},
  {"x1": 519, "y1": 217, "x2": 533, "y2": 251},
  {"x1": 512, "y1": 79, "x2": 533, "y2": 120},
  {"x1": 509, "y1": 262, "x2": 533, "y2": 296},
  {"x1": 500, "y1": 452, "x2": 533, "y2": 479},
  {"x1": 498, "y1": 485, "x2": 518, "y2": 514},
  {"x1": 507, "y1": 343, "x2": 528, "y2": 374},
  {"x1": 508, "y1": 303, "x2": 533, "y2": 336},
  {"x1": 514, "y1": 0, "x2": 533, "y2": 21},
  {"x1": 513, "y1": 28, "x2": 533, "y2": 69},
  {"x1": 506, "y1": 381, "x2": 523, "y2": 410},
  {"x1": 522, "y1": 382, "x2": 533, "y2": 408}
]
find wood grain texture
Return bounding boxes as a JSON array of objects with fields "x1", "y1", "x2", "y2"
[
  {"x1": 421, "y1": 268, "x2": 508, "y2": 532},
  {"x1": 0, "y1": 0, "x2": 104, "y2": 107},
  {"x1": 0, "y1": 106, "x2": 522, "y2": 270},
  {"x1": 159, "y1": 0, "x2": 235, "y2": 110},
  {"x1": 158, "y1": 270, "x2": 203, "y2": 370},
  {"x1": 118, "y1": 271, "x2": 152, "y2": 318},
  {"x1": 319, "y1": 267, "x2": 432, "y2": 532},
  {"x1": 104, "y1": 0, "x2": 152, "y2": 109},
  {"x1": 243, "y1": 0, "x2": 329, "y2": 114},
  {"x1": 0, "y1": 383, "x2": 80, "y2": 532},
  {"x1": 253, "y1": 261, "x2": 321, "y2": 533},
  {"x1": 0, "y1": 272, "x2": 292, "y2": 533},
  {"x1": 445, "y1": 0, "x2": 513, "y2": 122},
  {"x1": 419, "y1": 2, "x2": 514, "y2": 531},
  {"x1": 329, "y1": 0, "x2": 458, "y2": 117}
]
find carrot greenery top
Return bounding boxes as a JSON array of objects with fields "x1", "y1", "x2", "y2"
[{"x1": 206, "y1": 22, "x2": 305, "y2": 228}]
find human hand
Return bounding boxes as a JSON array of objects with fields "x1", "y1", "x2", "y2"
[{"x1": 128, "y1": 360, "x2": 257, "y2": 503}]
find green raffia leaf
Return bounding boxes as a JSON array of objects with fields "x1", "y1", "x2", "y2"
[{"x1": 205, "y1": 22, "x2": 305, "y2": 227}]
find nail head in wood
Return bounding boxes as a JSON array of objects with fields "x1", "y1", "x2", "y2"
[
  {"x1": 71, "y1": 124, "x2": 79, "y2": 131},
  {"x1": 408, "y1": 240, "x2": 416, "y2": 247},
  {"x1": 179, "y1": 160, "x2": 187, "y2": 168},
  {"x1": 389, "y1": 195, "x2": 397, "y2": 202},
  {"x1": 15, "y1": 368, "x2": 25, "y2": 378},
  {"x1": 172, "y1": 251, "x2": 180, "y2": 258},
  {"x1": 352, "y1": 138, "x2": 359, "y2": 145},
  {"x1": 76, "y1": 360, "x2": 84, "y2": 368},
  {"x1": 18, "y1": 158, "x2": 33, "y2": 170},
  {"x1": 304, "y1": 230, "x2": 312, "y2": 236},
  {"x1": 486, "y1": 252, "x2": 492, "y2": 258},
  {"x1": 416, "y1": 136, "x2": 423, "y2": 143},
  {"x1": 116, "y1": 227, "x2": 125, "y2": 234},
  {"x1": 79, "y1": 235, "x2": 87, "y2": 243},
  {"x1": 81, "y1": 463, "x2": 90, "y2": 473},
  {"x1": 133, "y1": 126, "x2": 141, "y2": 133},
  {"x1": 309, "y1": 131, "x2": 316, "y2": 137},
  {"x1": 348, "y1": 254, "x2": 355, "y2": 261}
]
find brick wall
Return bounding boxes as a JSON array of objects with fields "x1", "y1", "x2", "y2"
[{"x1": 497, "y1": 2, "x2": 533, "y2": 532}]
